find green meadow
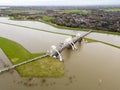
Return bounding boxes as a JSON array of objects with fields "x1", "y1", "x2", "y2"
[{"x1": 0, "y1": 37, "x2": 64, "y2": 77}]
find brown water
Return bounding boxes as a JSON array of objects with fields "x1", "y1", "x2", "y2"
[
  {"x1": 0, "y1": 49, "x2": 13, "y2": 69},
  {"x1": 0, "y1": 17, "x2": 120, "y2": 46},
  {"x1": 0, "y1": 42, "x2": 120, "y2": 90},
  {"x1": 0, "y1": 23, "x2": 70, "y2": 53},
  {"x1": 0, "y1": 17, "x2": 120, "y2": 90}
]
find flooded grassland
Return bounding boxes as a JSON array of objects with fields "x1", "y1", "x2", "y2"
[
  {"x1": 0, "y1": 17, "x2": 120, "y2": 47},
  {"x1": 0, "y1": 42, "x2": 120, "y2": 90},
  {"x1": 0, "y1": 17, "x2": 120, "y2": 90}
]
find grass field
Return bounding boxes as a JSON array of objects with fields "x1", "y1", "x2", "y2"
[
  {"x1": 41, "y1": 16, "x2": 56, "y2": 22},
  {"x1": 59, "y1": 9, "x2": 91, "y2": 14},
  {"x1": 0, "y1": 20, "x2": 119, "y2": 49},
  {"x1": 0, "y1": 37, "x2": 42, "y2": 64},
  {"x1": 0, "y1": 37, "x2": 64, "y2": 77},
  {"x1": 17, "y1": 56, "x2": 64, "y2": 77},
  {"x1": 5, "y1": 9, "x2": 45, "y2": 13},
  {"x1": 84, "y1": 38, "x2": 120, "y2": 49},
  {"x1": 104, "y1": 8, "x2": 120, "y2": 12}
]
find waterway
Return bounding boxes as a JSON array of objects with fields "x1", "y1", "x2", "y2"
[
  {"x1": 0, "y1": 17, "x2": 120, "y2": 90},
  {"x1": 0, "y1": 17, "x2": 120, "y2": 47},
  {"x1": 0, "y1": 42, "x2": 120, "y2": 90},
  {"x1": 0, "y1": 22, "x2": 70, "y2": 53}
]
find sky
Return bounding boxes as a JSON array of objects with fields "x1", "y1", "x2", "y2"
[{"x1": 0, "y1": 0, "x2": 120, "y2": 6}]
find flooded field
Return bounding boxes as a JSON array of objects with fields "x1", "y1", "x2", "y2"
[
  {"x1": 0, "y1": 17, "x2": 120, "y2": 90},
  {"x1": 0, "y1": 22, "x2": 70, "y2": 53},
  {"x1": 0, "y1": 17, "x2": 120, "y2": 46},
  {"x1": 0, "y1": 42, "x2": 120, "y2": 90},
  {"x1": 0, "y1": 49, "x2": 12, "y2": 69}
]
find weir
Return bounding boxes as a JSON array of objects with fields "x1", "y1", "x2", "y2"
[
  {"x1": 0, "y1": 30, "x2": 92, "y2": 73},
  {"x1": 50, "y1": 30, "x2": 92, "y2": 61}
]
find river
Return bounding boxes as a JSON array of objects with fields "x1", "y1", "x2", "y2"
[
  {"x1": 0, "y1": 22, "x2": 70, "y2": 53},
  {"x1": 0, "y1": 17, "x2": 120, "y2": 47},
  {"x1": 0, "y1": 17, "x2": 120, "y2": 90},
  {"x1": 0, "y1": 42, "x2": 120, "y2": 90}
]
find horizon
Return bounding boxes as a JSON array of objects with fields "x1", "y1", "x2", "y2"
[
  {"x1": 0, "y1": 4, "x2": 120, "y2": 7},
  {"x1": 0, "y1": 0, "x2": 120, "y2": 6}
]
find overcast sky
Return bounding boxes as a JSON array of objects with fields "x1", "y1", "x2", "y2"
[{"x1": 0, "y1": 0, "x2": 120, "y2": 6}]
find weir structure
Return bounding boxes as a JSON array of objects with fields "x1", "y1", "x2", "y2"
[
  {"x1": 0, "y1": 30, "x2": 92, "y2": 73},
  {"x1": 50, "y1": 30, "x2": 92, "y2": 61}
]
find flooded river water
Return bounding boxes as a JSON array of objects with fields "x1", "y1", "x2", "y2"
[
  {"x1": 0, "y1": 17, "x2": 120, "y2": 90},
  {"x1": 0, "y1": 17, "x2": 120, "y2": 47},
  {"x1": 0, "y1": 22, "x2": 70, "y2": 53},
  {"x1": 0, "y1": 42, "x2": 120, "y2": 90}
]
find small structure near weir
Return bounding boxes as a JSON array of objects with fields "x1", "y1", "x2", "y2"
[{"x1": 49, "y1": 30, "x2": 92, "y2": 61}]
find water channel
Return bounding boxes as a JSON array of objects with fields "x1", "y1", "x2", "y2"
[
  {"x1": 0, "y1": 17, "x2": 120, "y2": 47},
  {"x1": 0, "y1": 17, "x2": 120, "y2": 90}
]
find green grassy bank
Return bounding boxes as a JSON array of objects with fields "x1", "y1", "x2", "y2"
[
  {"x1": 0, "y1": 37, "x2": 64, "y2": 77},
  {"x1": 84, "y1": 38, "x2": 120, "y2": 49},
  {"x1": 39, "y1": 19, "x2": 120, "y2": 36},
  {"x1": 9, "y1": 16, "x2": 120, "y2": 36},
  {"x1": 17, "y1": 56, "x2": 64, "y2": 77},
  {"x1": 0, "y1": 21, "x2": 119, "y2": 49}
]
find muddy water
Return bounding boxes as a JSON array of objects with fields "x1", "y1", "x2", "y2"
[
  {"x1": 0, "y1": 23, "x2": 70, "y2": 53},
  {"x1": 0, "y1": 17, "x2": 120, "y2": 46},
  {"x1": 0, "y1": 42, "x2": 120, "y2": 90},
  {"x1": 0, "y1": 49, "x2": 12, "y2": 69},
  {"x1": 0, "y1": 17, "x2": 120, "y2": 90}
]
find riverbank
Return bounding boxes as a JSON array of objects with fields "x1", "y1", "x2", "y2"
[
  {"x1": 0, "y1": 17, "x2": 119, "y2": 49},
  {"x1": 0, "y1": 37, "x2": 64, "y2": 77},
  {"x1": 84, "y1": 38, "x2": 120, "y2": 48},
  {"x1": 8, "y1": 17, "x2": 120, "y2": 36},
  {"x1": 39, "y1": 19, "x2": 120, "y2": 36}
]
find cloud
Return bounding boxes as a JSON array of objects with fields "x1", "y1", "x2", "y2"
[{"x1": 0, "y1": 0, "x2": 119, "y2": 6}]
